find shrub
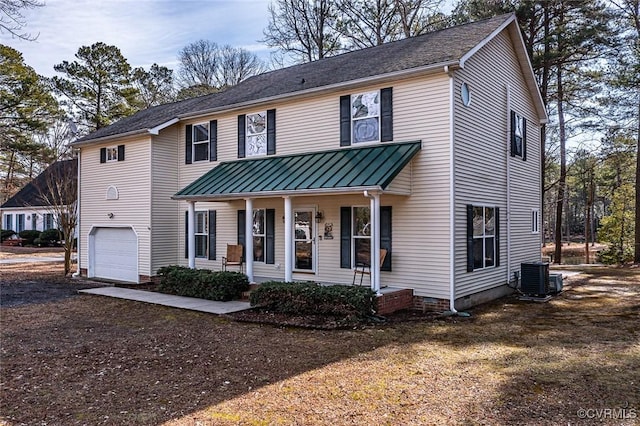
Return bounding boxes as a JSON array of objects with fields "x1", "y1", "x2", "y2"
[
  {"x1": 19, "y1": 230, "x2": 41, "y2": 245},
  {"x1": 1, "y1": 229, "x2": 16, "y2": 241},
  {"x1": 40, "y1": 229, "x2": 62, "y2": 246},
  {"x1": 249, "y1": 281, "x2": 377, "y2": 318},
  {"x1": 157, "y1": 265, "x2": 249, "y2": 301}
]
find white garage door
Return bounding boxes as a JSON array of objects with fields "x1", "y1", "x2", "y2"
[{"x1": 92, "y1": 227, "x2": 138, "y2": 282}]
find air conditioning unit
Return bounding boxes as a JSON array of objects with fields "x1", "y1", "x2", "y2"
[
  {"x1": 548, "y1": 274, "x2": 563, "y2": 293},
  {"x1": 521, "y1": 262, "x2": 549, "y2": 296}
]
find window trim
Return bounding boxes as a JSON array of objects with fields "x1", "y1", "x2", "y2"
[
  {"x1": 106, "y1": 146, "x2": 118, "y2": 162},
  {"x1": 351, "y1": 90, "x2": 381, "y2": 145},
  {"x1": 351, "y1": 205, "x2": 371, "y2": 268},
  {"x1": 252, "y1": 208, "x2": 266, "y2": 262},
  {"x1": 43, "y1": 213, "x2": 54, "y2": 230},
  {"x1": 246, "y1": 111, "x2": 268, "y2": 157},
  {"x1": 4, "y1": 214, "x2": 12, "y2": 230},
  {"x1": 192, "y1": 122, "x2": 210, "y2": 163},
  {"x1": 467, "y1": 204, "x2": 499, "y2": 271},
  {"x1": 531, "y1": 208, "x2": 540, "y2": 234},
  {"x1": 510, "y1": 110, "x2": 526, "y2": 160},
  {"x1": 194, "y1": 210, "x2": 208, "y2": 258}
]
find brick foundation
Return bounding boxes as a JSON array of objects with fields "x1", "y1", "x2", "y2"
[
  {"x1": 376, "y1": 289, "x2": 414, "y2": 315},
  {"x1": 412, "y1": 296, "x2": 450, "y2": 312}
]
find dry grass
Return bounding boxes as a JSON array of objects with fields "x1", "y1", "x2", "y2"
[{"x1": 1, "y1": 263, "x2": 639, "y2": 425}]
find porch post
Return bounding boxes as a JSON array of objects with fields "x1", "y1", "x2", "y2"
[
  {"x1": 245, "y1": 198, "x2": 254, "y2": 282},
  {"x1": 373, "y1": 192, "x2": 381, "y2": 294},
  {"x1": 283, "y1": 196, "x2": 293, "y2": 282},
  {"x1": 187, "y1": 201, "x2": 196, "y2": 269}
]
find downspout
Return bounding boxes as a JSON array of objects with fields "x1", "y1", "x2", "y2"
[
  {"x1": 506, "y1": 84, "x2": 512, "y2": 287},
  {"x1": 446, "y1": 66, "x2": 457, "y2": 314},
  {"x1": 72, "y1": 148, "x2": 81, "y2": 277}
]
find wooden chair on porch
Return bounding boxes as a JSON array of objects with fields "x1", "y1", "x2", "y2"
[
  {"x1": 352, "y1": 248, "x2": 388, "y2": 286},
  {"x1": 222, "y1": 244, "x2": 244, "y2": 273}
]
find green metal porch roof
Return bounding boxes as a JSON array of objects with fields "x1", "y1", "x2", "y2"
[{"x1": 173, "y1": 141, "x2": 421, "y2": 200}]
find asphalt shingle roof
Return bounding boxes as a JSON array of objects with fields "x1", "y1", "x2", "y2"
[
  {"x1": 74, "y1": 14, "x2": 513, "y2": 144},
  {"x1": 1, "y1": 159, "x2": 77, "y2": 208}
]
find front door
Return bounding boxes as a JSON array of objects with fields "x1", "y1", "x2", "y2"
[{"x1": 293, "y1": 209, "x2": 315, "y2": 272}]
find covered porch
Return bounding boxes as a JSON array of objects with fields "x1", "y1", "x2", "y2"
[{"x1": 173, "y1": 141, "x2": 422, "y2": 295}]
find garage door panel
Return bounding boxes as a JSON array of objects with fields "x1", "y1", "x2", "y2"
[{"x1": 91, "y1": 227, "x2": 138, "y2": 282}]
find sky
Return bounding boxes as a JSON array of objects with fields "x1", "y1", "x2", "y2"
[{"x1": 1, "y1": 0, "x2": 274, "y2": 78}]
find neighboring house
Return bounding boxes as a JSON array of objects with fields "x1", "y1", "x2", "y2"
[
  {"x1": 1, "y1": 159, "x2": 77, "y2": 236},
  {"x1": 71, "y1": 14, "x2": 547, "y2": 311}
]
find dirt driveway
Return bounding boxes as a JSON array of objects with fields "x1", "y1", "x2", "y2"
[{"x1": 1, "y1": 259, "x2": 639, "y2": 426}]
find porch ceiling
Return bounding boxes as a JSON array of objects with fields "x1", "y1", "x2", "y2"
[{"x1": 173, "y1": 140, "x2": 421, "y2": 201}]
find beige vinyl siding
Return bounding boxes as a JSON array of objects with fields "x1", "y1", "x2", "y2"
[
  {"x1": 453, "y1": 30, "x2": 542, "y2": 298},
  {"x1": 176, "y1": 74, "x2": 452, "y2": 298},
  {"x1": 79, "y1": 136, "x2": 152, "y2": 277},
  {"x1": 150, "y1": 126, "x2": 180, "y2": 274}
]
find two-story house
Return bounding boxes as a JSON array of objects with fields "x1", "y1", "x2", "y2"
[{"x1": 71, "y1": 13, "x2": 547, "y2": 311}]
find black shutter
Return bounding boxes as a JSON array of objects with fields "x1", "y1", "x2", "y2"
[
  {"x1": 184, "y1": 211, "x2": 188, "y2": 259},
  {"x1": 267, "y1": 109, "x2": 276, "y2": 155},
  {"x1": 185, "y1": 124, "x2": 193, "y2": 164},
  {"x1": 208, "y1": 210, "x2": 216, "y2": 260},
  {"x1": 209, "y1": 120, "x2": 217, "y2": 162},
  {"x1": 340, "y1": 95, "x2": 351, "y2": 146},
  {"x1": 117, "y1": 145, "x2": 125, "y2": 161},
  {"x1": 237, "y1": 210, "x2": 246, "y2": 261},
  {"x1": 266, "y1": 208, "x2": 275, "y2": 264},
  {"x1": 380, "y1": 206, "x2": 392, "y2": 271},
  {"x1": 100, "y1": 148, "x2": 106, "y2": 163},
  {"x1": 466, "y1": 205, "x2": 474, "y2": 272},
  {"x1": 509, "y1": 111, "x2": 516, "y2": 157},
  {"x1": 380, "y1": 87, "x2": 393, "y2": 142},
  {"x1": 237, "y1": 115, "x2": 246, "y2": 158},
  {"x1": 340, "y1": 207, "x2": 351, "y2": 268},
  {"x1": 522, "y1": 118, "x2": 527, "y2": 161},
  {"x1": 495, "y1": 207, "x2": 500, "y2": 267}
]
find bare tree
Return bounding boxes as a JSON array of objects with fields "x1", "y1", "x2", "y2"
[
  {"x1": 35, "y1": 159, "x2": 77, "y2": 276},
  {"x1": 337, "y1": 0, "x2": 400, "y2": 48},
  {"x1": 176, "y1": 40, "x2": 220, "y2": 92},
  {"x1": 0, "y1": 0, "x2": 43, "y2": 40},
  {"x1": 263, "y1": 0, "x2": 341, "y2": 63},
  {"x1": 176, "y1": 41, "x2": 265, "y2": 97},
  {"x1": 218, "y1": 45, "x2": 266, "y2": 88},
  {"x1": 131, "y1": 63, "x2": 175, "y2": 108}
]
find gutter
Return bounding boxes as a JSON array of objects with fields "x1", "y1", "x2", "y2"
[{"x1": 172, "y1": 185, "x2": 385, "y2": 202}]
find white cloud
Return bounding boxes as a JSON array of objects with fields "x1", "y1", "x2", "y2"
[{"x1": 1, "y1": 0, "x2": 273, "y2": 77}]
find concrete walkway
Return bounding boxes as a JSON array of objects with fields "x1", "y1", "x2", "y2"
[{"x1": 79, "y1": 287, "x2": 251, "y2": 314}]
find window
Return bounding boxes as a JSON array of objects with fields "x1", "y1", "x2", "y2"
[
  {"x1": 43, "y1": 213, "x2": 54, "y2": 230},
  {"x1": 237, "y1": 209, "x2": 275, "y2": 264},
  {"x1": 192, "y1": 123, "x2": 209, "y2": 162},
  {"x1": 106, "y1": 147, "x2": 118, "y2": 162},
  {"x1": 195, "y1": 211, "x2": 207, "y2": 258},
  {"x1": 531, "y1": 208, "x2": 540, "y2": 234},
  {"x1": 510, "y1": 111, "x2": 526, "y2": 159},
  {"x1": 351, "y1": 91, "x2": 380, "y2": 144},
  {"x1": 352, "y1": 206, "x2": 371, "y2": 266},
  {"x1": 100, "y1": 145, "x2": 125, "y2": 163},
  {"x1": 340, "y1": 206, "x2": 392, "y2": 271},
  {"x1": 31, "y1": 214, "x2": 37, "y2": 230},
  {"x1": 468, "y1": 205, "x2": 498, "y2": 270},
  {"x1": 461, "y1": 82, "x2": 471, "y2": 106},
  {"x1": 4, "y1": 214, "x2": 12, "y2": 230},
  {"x1": 252, "y1": 209, "x2": 265, "y2": 261},
  {"x1": 246, "y1": 112, "x2": 267, "y2": 156},
  {"x1": 16, "y1": 214, "x2": 25, "y2": 233}
]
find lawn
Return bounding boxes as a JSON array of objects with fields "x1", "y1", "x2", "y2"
[{"x1": 1, "y1": 262, "x2": 638, "y2": 425}]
